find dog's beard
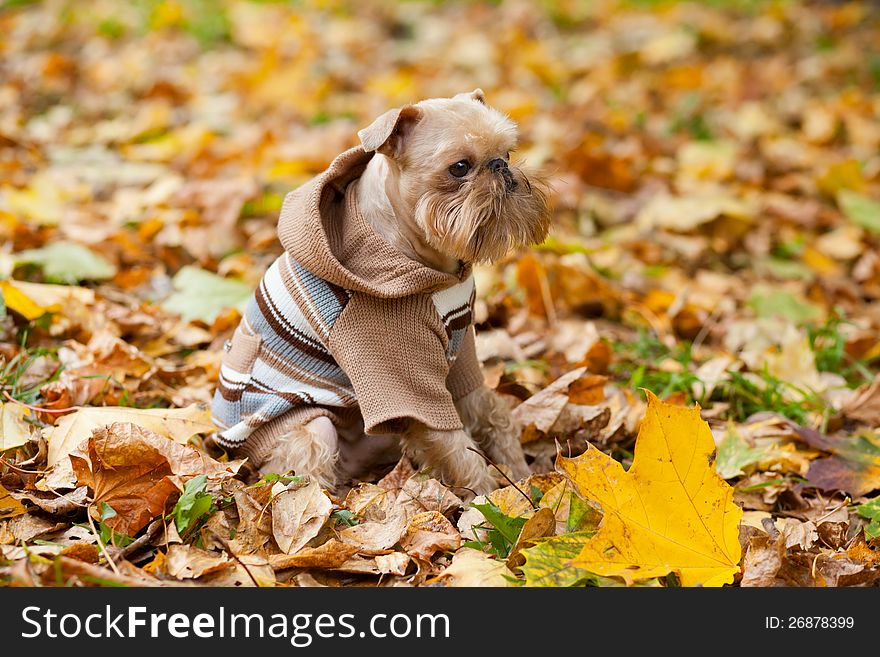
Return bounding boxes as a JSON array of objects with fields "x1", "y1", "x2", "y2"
[{"x1": 414, "y1": 167, "x2": 550, "y2": 264}]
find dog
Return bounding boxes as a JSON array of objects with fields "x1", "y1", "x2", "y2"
[{"x1": 211, "y1": 89, "x2": 550, "y2": 496}]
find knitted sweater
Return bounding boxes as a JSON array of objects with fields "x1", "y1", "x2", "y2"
[{"x1": 211, "y1": 147, "x2": 485, "y2": 465}]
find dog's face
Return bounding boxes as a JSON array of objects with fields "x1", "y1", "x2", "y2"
[{"x1": 358, "y1": 90, "x2": 550, "y2": 264}]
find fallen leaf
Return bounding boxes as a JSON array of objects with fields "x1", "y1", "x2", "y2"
[
  {"x1": 0, "y1": 280, "x2": 49, "y2": 320},
  {"x1": 70, "y1": 422, "x2": 237, "y2": 535},
  {"x1": 520, "y1": 533, "x2": 601, "y2": 587},
  {"x1": 164, "y1": 544, "x2": 232, "y2": 579},
  {"x1": 740, "y1": 534, "x2": 784, "y2": 587},
  {"x1": 271, "y1": 480, "x2": 332, "y2": 555},
  {"x1": 0, "y1": 484, "x2": 27, "y2": 520},
  {"x1": 375, "y1": 552, "x2": 410, "y2": 576},
  {"x1": 339, "y1": 505, "x2": 409, "y2": 553},
  {"x1": 224, "y1": 486, "x2": 273, "y2": 555},
  {"x1": 15, "y1": 241, "x2": 117, "y2": 283},
  {"x1": 506, "y1": 507, "x2": 556, "y2": 570},
  {"x1": 837, "y1": 189, "x2": 880, "y2": 234},
  {"x1": 714, "y1": 424, "x2": 768, "y2": 479},
  {"x1": 8, "y1": 514, "x2": 64, "y2": 541},
  {"x1": 10, "y1": 486, "x2": 88, "y2": 514},
  {"x1": 779, "y1": 518, "x2": 818, "y2": 550},
  {"x1": 842, "y1": 374, "x2": 880, "y2": 427},
  {"x1": 511, "y1": 367, "x2": 587, "y2": 433},
  {"x1": 269, "y1": 540, "x2": 359, "y2": 571},
  {"x1": 46, "y1": 404, "x2": 215, "y2": 467},
  {"x1": 162, "y1": 266, "x2": 251, "y2": 323},
  {"x1": 636, "y1": 192, "x2": 753, "y2": 232},
  {"x1": 399, "y1": 511, "x2": 460, "y2": 562},
  {"x1": 199, "y1": 556, "x2": 276, "y2": 587},
  {"x1": 398, "y1": 472, "x2": 462, "y2": 516},
  {"x1": 802, "y1": 428, "x2": 880, "y2": 496},
  {"x1": 437, "y1": 548, "x2": 515, "y2": 587},
  {"x1": 557, "y1": 392, "x2": 742, "y2": 586},
  {"x1": 0, "y1": 403, "x2": 33, "y2": 451}
]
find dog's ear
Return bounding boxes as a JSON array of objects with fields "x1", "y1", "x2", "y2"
[
  {"x1": 358, "y1": 105, "x2": 422, "y2": 158},
  {"x1": 453, "y1": 88, "x2": 486, "y2": 105}
]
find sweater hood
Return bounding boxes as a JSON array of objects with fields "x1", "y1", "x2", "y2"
[{"x1": 276, "y1": 146, "x2": 470, "y2": 298}]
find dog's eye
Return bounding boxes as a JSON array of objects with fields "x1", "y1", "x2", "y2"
[{"x1": 448, "y1": 160, "x2": 470, "y2": 178}]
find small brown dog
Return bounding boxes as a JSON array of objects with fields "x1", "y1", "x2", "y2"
[{"x1": 211, "y1": 90, "x2": 549, "y2": 495}]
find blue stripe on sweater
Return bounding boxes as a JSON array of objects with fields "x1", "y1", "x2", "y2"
[{"x1": 212, "y1": 255, "x2": 354, "y2": 448}]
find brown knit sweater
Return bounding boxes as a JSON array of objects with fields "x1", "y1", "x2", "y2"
[{"x1": 211, "y1": 147, "x2": 484, "y2": 465}]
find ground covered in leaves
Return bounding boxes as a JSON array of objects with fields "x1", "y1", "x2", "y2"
[{"x1": 1, "y1": 0, "x2": 880, "y2": 587}]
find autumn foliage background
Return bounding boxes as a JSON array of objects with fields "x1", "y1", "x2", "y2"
[{"x1": 1, "y1": 0, "x2": 880, "y2": 587}]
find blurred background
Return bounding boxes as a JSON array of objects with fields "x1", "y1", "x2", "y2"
[
  {"x1": 4, "y1": 0, "x2": 880, "y2": 589},
  {"x1": 0, "y1": 0, "x2": 878, "y2": 423}
]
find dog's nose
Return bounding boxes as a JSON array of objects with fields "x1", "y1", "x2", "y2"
[{"x1": 487, "y1": 158, "x2": 508, "y2": 172}]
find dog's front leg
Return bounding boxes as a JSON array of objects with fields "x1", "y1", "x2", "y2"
[
  {"x1": 456, "y1": 386, "x2": 531, "y2": 481},
  {"x1": 402, "y1": 424, "x2": 496, "y2": 496},
  {"x1": 262, "y1": 416, "x2": 339, "y2": 490}
]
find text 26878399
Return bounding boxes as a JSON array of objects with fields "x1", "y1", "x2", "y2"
[{"x1": 765, "y1": 617, "x2": 854, "y2": 630}]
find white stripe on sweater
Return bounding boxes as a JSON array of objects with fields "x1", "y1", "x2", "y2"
[
  {"x1": 283, "y1": 252, "x2": 331, "y2": 339},
  {"x1": 431, "y1": 274, "x2": 474, "y2": 323},
  {"x1": 261, "y1": 258, "x2": 323, "y2": 343},
  {"x1": 250, "y1": 360, "x2": 347, "y2": 406}
]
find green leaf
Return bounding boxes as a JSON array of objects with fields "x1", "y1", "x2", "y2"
[
  {"x1": 747, "y1": 285, "x2": 822, "y2": 324},
  {"x1": 714, "y1": 426, "x2": 768, "y2": 480},
  {"x1": 162, "y1": 266, "x2": 251, "y2": 323},
  {"x1": 566, "y1": 493, "x2": 601, "y2": 533},
  {"x1": 837, "y1": 190, "x2": 880, "y2": 234},
  {"x1": 856, "y1": 497, "x2": 880, "y2": 540},
  {"x1": 331, "y1": 509, "x2": 359, "y2": 527},
  {"x1": 520, "y1": 532, "x2": 600, "y2": 587},
  {"x1": 471, "y1": 501, "x2": 527, "y2": 558},
  {"x1": 15, "y1": 241, "x2": 117, "y2": 284},
  {"x1": 171, "y1": 474, "x2": 215, "y2": 536},
  {"x1": 97, "y1": 502, "x2": 133, "y2": 548},
  {"x1": 472, "y1": 502, "x2": 525, "y2": 545}
]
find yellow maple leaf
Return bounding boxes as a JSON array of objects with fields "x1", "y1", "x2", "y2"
[
  {"x1": 0, "y1": 280, "x2": 48, "y2": 320},
  {"x1": 557, "y1": 392, "x2": 742, "y2": 587}
]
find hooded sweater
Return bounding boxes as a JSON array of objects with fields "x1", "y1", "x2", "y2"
[{"x1": 211, "y1": 146, "x2": 485, "y2": 465}]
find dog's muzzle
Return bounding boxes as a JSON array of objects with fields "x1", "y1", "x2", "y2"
[{"x1": 488, "y1": 158, "x2": 518, "y2": 192}]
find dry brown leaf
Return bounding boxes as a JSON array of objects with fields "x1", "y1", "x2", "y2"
[
  {"x1": 165, "y1": 544, "x2": 233, "y2": 579},
  {"x1": 10, "y1": 486, "x2": 88, "y2": 515},
  {"x1": 339, "y1": 505, "x2": 409, "y2": 553},
  {"x1": 375, "y1": 552, "x2": 411, "y2": 576},
  {"x1": 47, "y1": 404, "x2": 216, "y2": 467},
  {"x1": 344, "y1": 483, "x2": 394, "y2": 522},
  {"x1": 0, "y1": 403, "x2": 34, "y2": 452},
  {"x1": 506, "y1": 507, "x2": 556, "y2": 570},
  {"x1": 780, "y1": 518, "x2": 818, "y2": 551},
  {"x1": 398, "y1": 473, "x2": 462, "y2": 515},
  {"x1": 8, "y1": 514, "x2": 65, "y2": 542},
  {"x1": 271, "y1": 480, "x2": 332, "y2": 555},
  {"x1": 740, "y1": 534, "x2": 785, "y2": 587},
  {"x1": 225, "y1": 486, "x2": 273, "y2": 555},
  {"x1": 377, "y1": 457, "x2": 417, "y2": 491},
  {"x1": 70, "y1": 422, "x2": 238, "y2": 536},
  {"x1": 399, "y1": 511, "x2": 460, "y2": 562},
  {"x1": 0, "y1": 484, "x2": 27, "y2": 520},
  {"x1": 436, "y1": 548, "x2": 516, "y2": 587},
  {"x1": 842, "y1": 375, "x2": 880, "y2": 427},
  {"x1": 511, "y1": 367, "x2": 587, "y2": 433},
  {"x1": 269, "y1": 539, "x2": 359, "y2": 571}
]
